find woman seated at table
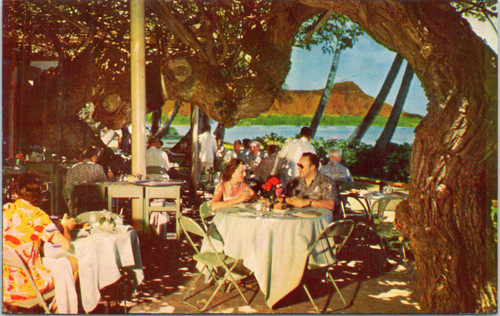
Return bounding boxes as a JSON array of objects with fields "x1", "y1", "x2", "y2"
[
  {"x1": 212, "y1": 158, "x2": 258, "y2": 210},
  {"x1": 3, "y1": 171, "x2": 78, "y2": 312}
]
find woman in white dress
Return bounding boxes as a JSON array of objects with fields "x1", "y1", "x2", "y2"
[{"x1": 211, "y1": 158, "x2": 258, "y2": 210}]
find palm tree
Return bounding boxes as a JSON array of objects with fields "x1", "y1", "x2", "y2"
[
  {"x1": 293, "y1": 11, "x2": 363, "y2": 138},
  {"x1": 373, "y1": 63, "x2": 414, "y2": 158},
  {"x1": 348, "y1": 53, "x2": 404, "y2": 146}
]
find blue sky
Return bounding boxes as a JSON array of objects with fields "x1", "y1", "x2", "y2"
[{"x1": 285, "y1": 18, "x2": 498, "y2": 116}]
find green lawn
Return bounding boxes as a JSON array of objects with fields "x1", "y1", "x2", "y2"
[{"x1": 166, "y1": 114, "x2": 421, "y2": 128}]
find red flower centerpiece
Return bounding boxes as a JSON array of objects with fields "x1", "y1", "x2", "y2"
[{"x1": 261, "y1": 176, "x2": 283, "y2": 207}]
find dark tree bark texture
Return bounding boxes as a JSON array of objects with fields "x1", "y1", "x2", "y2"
[
  {"x1": 300, "y1": 0, "x2": 497, "y2": 313},
  {"x1": 160, "y1": 2, "x2": 321, "y2": 127}
]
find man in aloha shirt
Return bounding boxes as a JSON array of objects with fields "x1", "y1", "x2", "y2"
[
  {"x1": 3, "y1": 171, "x2": 76, "y2": 303},
  {"x1": 284, "y1": 152, "x2": 338, "y2": 217}
]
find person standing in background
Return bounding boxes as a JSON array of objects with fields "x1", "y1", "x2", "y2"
[
  {"x1": 271, "y1": 126, "x2": 316, "y2": 187},
  {"x1": 215, "y1": 136, "x2": 225, "y2": 172},
  {"x1": 198, "y1": 125, "x2": 218, "y2": 174}
]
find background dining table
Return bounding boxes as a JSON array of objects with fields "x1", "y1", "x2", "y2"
[
  {"x1": 205, "y1": 205, "x2": 334, "y2": 309},
  {"x1": 340, "y1": 190, "x2": 408, "y2": 223},
  {"x1": 45, "y1": 221, "x2": 144, "y2": 313}
]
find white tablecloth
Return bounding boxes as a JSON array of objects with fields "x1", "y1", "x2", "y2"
[
  {"x1": 207, "y1": 207, "x2": 333, "y2": 308},
  {"x1": 45, "y1": 225, "x2": 144, "y2": 313}
]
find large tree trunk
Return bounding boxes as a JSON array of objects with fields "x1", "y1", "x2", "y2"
[
  {"x1": 373, "y1": 63, "x2": 414, "y2": 157},
  {"x1": 309, "y1": 44, "x2": 341, "y2": 138},
  {"x1": 302, "y1": 0, "x2": 497, "y2": 313},
  {"x1": 348, "y1": 53, "x2": 404, "y2": 146}
]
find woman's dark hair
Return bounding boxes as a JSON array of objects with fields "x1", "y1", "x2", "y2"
[
  {"x1": 221, "y1": 158, "x2": 244, "y2": 182},
  {"x1": 82, "y1": 146, "x2": 100, "y2": 160},
  {"x1": 17, "y1": 171, "x2": 43, "y2": 205}
]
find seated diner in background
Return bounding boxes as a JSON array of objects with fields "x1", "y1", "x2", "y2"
[
  {"x1": 211, "y1": 158, "x2": 258, "y2": 211},
  {"x1": 3, "y1": 171, "x2": 78, "y2": 313},
  {"x1": 283, "y1": 152, "x2": 338, "y2": 217},
  {"x1": 319, "y1": 147, "x2": 353, "y2": 184},
  {"x1": 146, "y1": 136, "x2": 172, "y2": 180},
  {"x1": 66, "y1": 146, "x2": 109, "y2": 185}
]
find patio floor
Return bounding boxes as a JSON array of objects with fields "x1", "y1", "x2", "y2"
[{"x1": 88, "y1": 189, "x2": 421, "y2": 314}]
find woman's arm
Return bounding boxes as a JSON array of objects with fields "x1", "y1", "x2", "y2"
[
  {"x1": 211, "y1": 182, "x2": 254, "y2": 210},
  {"x1": 51, "y1": 215, "x2": 77, "y2": 251},
  {"x1": 51, "y1": 231, "x2": 71, "y2": 250}
]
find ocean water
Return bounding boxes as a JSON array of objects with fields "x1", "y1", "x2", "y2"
[{"x1": 171, "y1": 125, "x2": 415, "y2": 146}]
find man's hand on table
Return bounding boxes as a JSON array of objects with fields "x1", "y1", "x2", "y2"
[{"x1": 286, "y1": 196, "x2": 310, "y2": 208}]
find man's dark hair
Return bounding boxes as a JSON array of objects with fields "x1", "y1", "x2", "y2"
[
  {"x1": 242, "y1": 138, "x2": 251, "y2": 149},
  {"x1": 299, "y1": 126, "x2": 313, "y2": 138},
  {"x1": 302, "y1": 152, "x2": 320, "y2": 169},
  {"x1": 268, "y1": 144, "x2": 278, "y2": 155}
]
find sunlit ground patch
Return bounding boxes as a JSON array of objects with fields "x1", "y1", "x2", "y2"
[
  {"x1": 217, "y1": 307, "x2": 236, "y2": 313},
  {"x1": 346, "y1": 260, "x2": 363, "y2": 267},
  {"x1": 368, "y1": 288, "x2": 412, "y2": 301},
  {"x1": 157, "y1": 305, "x2": 176, "y2": 313},
  {"x1": 238, "y1": 305, "x2": 258, "y2": 313},
  {"x1": 401, "y1": 299, "x2": 421, "y2": 310}
]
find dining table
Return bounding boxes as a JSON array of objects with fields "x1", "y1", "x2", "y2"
[
  {"x1": 202, "y1": 204, "x2": 334, "y2": 309},
  {"x1": 44, "y1": 215, "x2": 144, "y2": 313},
  {"x1": 340, "y1": 189, "x2": 408, "y2": 224},
  {"x1": 96, "y1": 179, "x2": 184, "y2": 237}
]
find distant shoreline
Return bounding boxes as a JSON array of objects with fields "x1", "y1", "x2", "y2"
[{"x1": 166, "y1": 114, "x2": 421, "y2": 128}]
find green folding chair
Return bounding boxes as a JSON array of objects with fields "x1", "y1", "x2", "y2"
[
  {"x1": 301, "y1": 219, "x2": 355, "y2": 313},
  {"x1": 179, "y1": 216, "x2": 252, "y2": 311},
  {"x1": 3, "y1": 247, "x2": 56, "y2": 313},
  {"x1": 198, "y1": 200, "x2": 215, "y2": 230}
]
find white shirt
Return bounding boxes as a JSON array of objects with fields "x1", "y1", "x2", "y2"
[
  {"x1": 224, "y1": 149, "x2": 239, "y2": 163},
  {"x1": 198, "y1": 131, "x2": 218, "y2": 164},
  {"x1": 271, "y1": 137, "x2": 316, "y2": 183},
  {"x1": 146, "y1": 146, "x2": 171, "y2": 170}
]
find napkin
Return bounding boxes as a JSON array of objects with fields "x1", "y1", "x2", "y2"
[{"x1": 292, "y1": 212, "x2": 319, "y2": 218}]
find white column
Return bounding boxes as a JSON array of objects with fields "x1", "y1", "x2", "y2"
[
  {"x1": 130, "y1": 0, "x2": 147, "y2": 231},
  {"x1": 190, "y1": 105, "x2": 199, "y2": 195}
]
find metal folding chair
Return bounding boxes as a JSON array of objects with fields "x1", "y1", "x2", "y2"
[
  {"x1": 3, "y1": 246, "x2": 56, "y2": 313},
  {"x1": 301, "y1": 219, "x2": 355, "y2": 313},
  {"x1": 179, "y1": 216, "x2": 252, "y2": 311}
]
